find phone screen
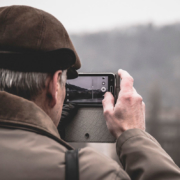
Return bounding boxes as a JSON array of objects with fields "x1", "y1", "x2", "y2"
[{"x1": 65, "y1": 75, "x2": 110, "y2": 104}]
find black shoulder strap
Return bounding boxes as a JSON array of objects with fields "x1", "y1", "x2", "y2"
[{"x1": 65, "y1": 149, "x2": 79, "y2": 180}]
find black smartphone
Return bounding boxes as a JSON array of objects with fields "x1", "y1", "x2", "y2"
[{"x1": 65, "y1": 73, "x2": 115, "y2": 105}]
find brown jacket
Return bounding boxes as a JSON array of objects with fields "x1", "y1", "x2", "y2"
[{"x1": 0, "y1": 91, "x2": 179, "y2": 180}]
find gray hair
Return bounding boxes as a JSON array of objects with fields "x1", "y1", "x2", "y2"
[{"x1": 0, "y1": 69, "x2": 67, "y2": 100}]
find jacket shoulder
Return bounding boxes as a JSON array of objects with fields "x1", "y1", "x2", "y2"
[
  {"x1": 79, "y1": 147, "x2": 130, "y2": 180},
  {"x1": 0, "y1": 128, "x2": 67, "y2": 180}
]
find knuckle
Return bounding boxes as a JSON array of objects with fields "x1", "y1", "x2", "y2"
[
  {"x1": 121, "y1": 92, "x2": 143, "y2": 104},
  {"x1": 136, "y1": 94, "x2": 143, "y2": 101},
  {"x1": 103, "y1": 109, "x2": 111, "y2": 116},
  {"x1": 128, "y1": 76, "x2": 134, "y2": 83},
  {"x1": 122, "y1": 92, "x2": 133, "y2": 101},
  {"x1": 131, "y1": 93, "x2": 142, "y2": 102}
]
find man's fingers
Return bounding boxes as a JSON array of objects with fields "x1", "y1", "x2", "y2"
[
  {"x1": 118, "y1": 69, "x2": 134, "y2": 92},
  {"x1": 142, "y1": 101, "x2": 146, "y2": 130},
  {"x1": 102, "y1": 92, "x2": 114, "y2": 116}
]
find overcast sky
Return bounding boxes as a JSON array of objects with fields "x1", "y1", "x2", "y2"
[{"x1": 1, "y1": 0, "x2": 180, "y2": 33}]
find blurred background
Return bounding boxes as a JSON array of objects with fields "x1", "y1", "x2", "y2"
[{"x1": 1, "y1": 0, "x2": 180, "y2": 166}]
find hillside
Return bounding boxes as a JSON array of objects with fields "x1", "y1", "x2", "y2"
[
  {"x1": 69, "y1": 24, "x2": 180, "y2": 166},
  {"x1": 70, "y1": 23, "x2": 180, "y2": 109}
]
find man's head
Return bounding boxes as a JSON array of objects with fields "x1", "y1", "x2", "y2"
[
  {"x1": 0, "y1": 5, "x2": 81, "y2": 126},
  {"x1": 0, "y1": 69, "x2": 67, "y2": 126}
]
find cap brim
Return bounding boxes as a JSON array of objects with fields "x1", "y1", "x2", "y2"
[
  {"x1": 0, "y1": 48, "x2": 78, "y2": 78},
  {"x1": 67, "y1": 67, "x2": 78, "y2": 79}
]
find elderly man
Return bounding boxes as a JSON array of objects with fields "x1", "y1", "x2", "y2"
[{"x1": 0, "y1": 5, "x2": 179, "y2": 180}]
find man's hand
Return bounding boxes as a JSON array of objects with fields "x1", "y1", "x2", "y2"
[
  {"x1": 102, "y1": 69, "x2": 145, "y2": 139},
  {"x1": 58, "y1": 103, "x2": 78, "y2": 139}
]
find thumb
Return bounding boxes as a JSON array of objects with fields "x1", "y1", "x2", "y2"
[{"x1": 102, "y1": 92, "x2": 114, "y2": 114}]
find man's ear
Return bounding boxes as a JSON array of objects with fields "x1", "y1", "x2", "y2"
[{"x1": 47, "y1": 70, "x2": 62, "y2": 107}]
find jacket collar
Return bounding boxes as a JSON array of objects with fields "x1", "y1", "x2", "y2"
[{"x1": 0, "y1": 91, "x2": 73, "y2": 149}]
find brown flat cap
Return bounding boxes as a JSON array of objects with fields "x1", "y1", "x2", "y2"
[{"x1": 0, "y1": 5, "x2": 81, "y2": 78}]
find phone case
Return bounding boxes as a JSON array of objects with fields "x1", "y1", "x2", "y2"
[{"x1": 64, "y1": 72, "x2": 120, "y2": 143}]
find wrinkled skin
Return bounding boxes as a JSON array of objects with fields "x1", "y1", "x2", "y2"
[{"x1": 102, "y1": 69, "x2": 145, "y2": 139}]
